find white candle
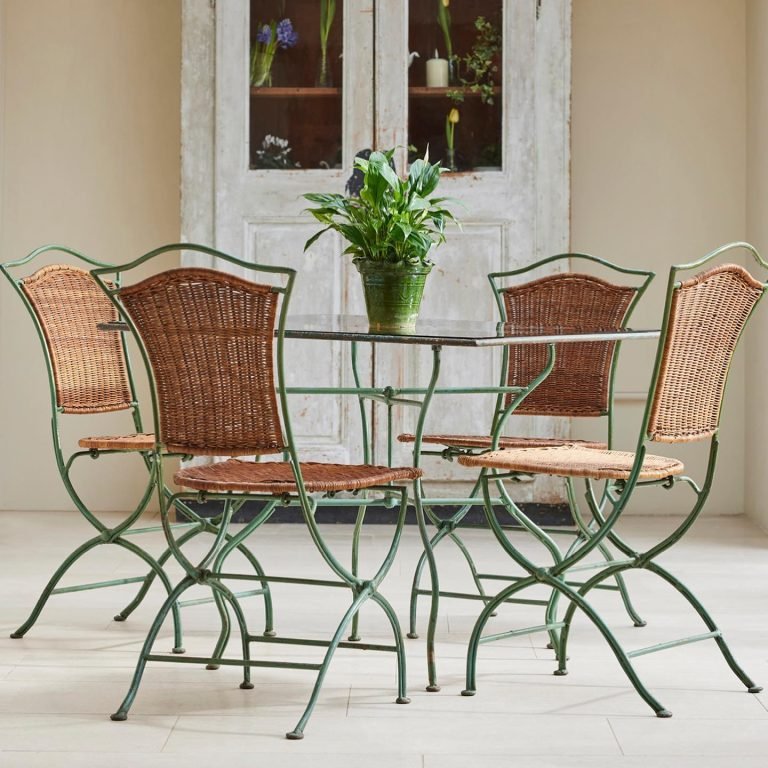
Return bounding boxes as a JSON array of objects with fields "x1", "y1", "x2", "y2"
[{"x1": 426, "y1": 57, "x2": 449, "y2": 88}]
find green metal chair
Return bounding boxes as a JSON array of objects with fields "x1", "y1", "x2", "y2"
[
  {"x1": 398, "y1": 254, "x2": 654, "y2": 653},
  {"x1": 458, "y1": 242, "x2": 764, "y2": 715},
  {"x1": 0, "y1": 246, "x2": 272, "y2": 649},
  {"x1": 92, "y1": 243, "x2": 420, "y2": 740}
]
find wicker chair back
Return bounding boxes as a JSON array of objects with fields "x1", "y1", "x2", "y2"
[
  {"x1": 119, "y1": 267, "x2": 286, "y2": 456},
  {"x1": 647, "y1": 264, "x2": 764, "y2": 443},
  {"x1": 501, "y1": 273, "x2": 637, "y2": 416},
  {"x1": 21, "y1": 264, "x2": 134, "y2": 414}
]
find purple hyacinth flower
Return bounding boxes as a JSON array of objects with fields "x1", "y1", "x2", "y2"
[
  {"x1": 256, "y1": 24, "x2": 272, "y2": 45},
  {"x1": 276, "y1": 18, "x2": 298, "y2": 49}
]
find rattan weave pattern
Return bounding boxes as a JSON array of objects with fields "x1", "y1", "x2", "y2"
[
  {"x1": 119, "y1": 268, "x2": 286, "y2": 457},
  {"x1": 647, "y1": 264, "x2": 764, "y2": 443},
  {"x1": 396, "y1": 433, "x2": 607, "y2": 450},
  {"x1": 458, "y1": 444, "x2": 684, "y2": 481},
  {"x1": 501, "y1": 273, "x2": 636, "y2": 417},
  {"x1": 21, "y1": 265, "x2": 134, "y2": 413},
  {"x1": 175, "y1": 459, "x2": 422, "y2": 494},
  {"x1": 78, "y1": 433, "x2": 156, "y2": 451}
]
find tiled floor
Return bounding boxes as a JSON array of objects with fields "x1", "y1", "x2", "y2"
[{"x1": 0, "y1": 510, "x2": 766, "y2": 766}]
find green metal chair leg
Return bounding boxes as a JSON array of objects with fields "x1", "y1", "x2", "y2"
[
  {"x1": 210, "y1": 580, "x2": 254, "y2": 690},
  {"x1": 10, "y1": 534, "x2": 104, "y2": 638},
  {"x1": 114, "y1": 537, "x2": 185, "y2": 653},
  {"x1": 114, "y1": 524, "x2": 205, "y2": 622},
  {"x1": 645, "y1": 561, "x2": 762, "y2": 694},
  {"x1": 348, "y1": 504, "x2": 366, "y2": 642},
  {"x1": 206, "y1": 590, "x2": 232, "y2": 670},
  {"x1": 111, "y1": 575, "x2": 197, "y2": 721},
  {"x1": 461, "y1": 574, "x2": 538, "y2": 696},
  {"x1": 555, "y1": 579, "x2": 671, "y2": 716},
  {"x1": 600, "y1": 542, "x2": 646, "y2": 627},
  {"x1": 413, "y1": 482, "x2": 441, "y2": 692},
  {"x1": 286, "y1": 586, "x2": 383, "y2": 740},
  {"x1": 408, "y1": 523, "x2": 451, "y2": 638},
  {"x1": 370, "y1": 591, "x2": 410, "y2": 704}
]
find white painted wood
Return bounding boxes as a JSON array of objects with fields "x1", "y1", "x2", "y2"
[{"x1": 181, "y1": 0, "x2": 572, "y2": 497}]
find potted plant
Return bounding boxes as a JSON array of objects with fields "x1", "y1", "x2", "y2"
[{"x1": 303, "y1": 149, "x2": 457, "y2": 331}]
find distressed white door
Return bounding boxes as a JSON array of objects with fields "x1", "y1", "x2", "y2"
[{"x1": 181, "y1": 0, "x2": 571, "y2": 497}]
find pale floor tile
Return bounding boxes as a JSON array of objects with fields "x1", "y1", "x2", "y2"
[{"x1": 1, "y1": 511, "x2": 767, "y2": 764}]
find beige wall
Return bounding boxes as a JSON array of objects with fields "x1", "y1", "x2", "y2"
[
  {"x1": 0, "y1": 0, "x2": 181, "y2": 511},
  {"x1": 746, "y1": 0, "x2": 768, "y2": 529},
  {"x1": 571, "y1": 0, "x2": 749, "y2": 515}
]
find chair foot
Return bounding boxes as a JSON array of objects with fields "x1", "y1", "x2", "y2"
[
  {"x1": 110, "y1": 711, "x2": 128, "y2": 721},
  {"x1": 633, "y1": 620, "x2": 648, "y2": 628},
  {"x1": 461, "y1": 689, "x2": 476, "y2": 697},
  {"x1": 426, "y1": 683, "x2": 441, "y2": 693},
  {"x1": 113, "y1": 614, "x2": 127, "y2": 622},
  {"x1": 9, "y1": 632, "x2": 24, "y2": 639},
  {"x1": 286, "y1": 730, "x2": 304, "y2": 740},
  {"x1": 263, "y1": 629, "x2": 277, "y2": 638},
  {"x1": 396, "y1": 696, "x2": 411, "y2": 704},
  {"x1": 656, "y1": 709, "x2": 673, "y2": 718},
  {"x1": 546, "y1": 641, "x2": 553, "y2": 649},
  {"x1": 553, "y1": 669, "x2": 568, "y2": 676},
  {"x1": 172, "y1": 647, "x2": 185, "y2": 655},
  {"x1": 206, "y1": 664, "x2": 220, "y2": 670},
  {"x1": 748, "y1": 685, "x2": 763, "y2": 693},
  {"x1": 490, "y1": 611, "x2": 498, "y2": 617},
  {"x1": 406, "y1": 632, "x2": 419, "y2": 639},
  {"x1": 239, "y1": 681, "x2": 255, "y2": 690},
  {"x1": 347, "y1": 634, "x2": 361, "y2": 642}
]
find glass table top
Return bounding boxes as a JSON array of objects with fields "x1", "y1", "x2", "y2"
[
  {"x1": 99, "y1": 315, "x2": 660, "y2": 347},
  {"x1": 283, "y1": 315, "x2": 661, "y2": 347}
]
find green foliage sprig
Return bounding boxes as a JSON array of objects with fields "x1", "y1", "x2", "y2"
[
  {"x1": 447, "y1": 16, "x2": 502, "y2": 106},
  {"x1": 303, "y1": 149, "x2": 458, "y2": 267}
]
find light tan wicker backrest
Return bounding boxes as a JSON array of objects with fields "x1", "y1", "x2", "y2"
[
  {"x1": 119, "y1": 268, "x2": 285, "y2": 457},
  {"x1": 21, "y1": 264, "x2": 134, "y2": 414},
  {"x1": 647, "y1": 264, "x2": 764, "y2": 443},
  {"x1": 502, "y1": 273, "x2": 637, "y2": 416}
]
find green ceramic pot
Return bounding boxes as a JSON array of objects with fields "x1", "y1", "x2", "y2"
[{"x1": 355, "y1": 260, "x2": 433, "y2": 332}]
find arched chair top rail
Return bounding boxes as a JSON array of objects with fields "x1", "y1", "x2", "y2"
[
  {"x1": 0, "y1": 244, "x2": 115, "y2": 273},
  {"x1": 91, "y1": 242, "x2": 296, "y2": 290},
  {"x1": 488, "y1": 252, "x2": 656, "y2": 282},
  {"x1": 669, "y1": 241, "x2": 768, "y2": 282}
]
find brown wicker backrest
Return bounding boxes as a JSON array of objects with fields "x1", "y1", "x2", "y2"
[
  {"x1": 118, "y1": 268, "x2": 286, "y2": 457},
  {"x1": 647, "y1": 264, "x2": 764, "y2": 443},
  {"x1": 21, "y1": 264, "x2": 134, "y2": 414},
  {"x1": 502, "y1": 273, "x2": 637, "y2": 416}
]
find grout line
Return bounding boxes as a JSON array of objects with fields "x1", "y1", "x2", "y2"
[
  {"x1": 160, "y1": 714, "x2": 181, "y2": 752},
  {"x1": 606, "y1": 716, "x2": 626, "y2": 756}
]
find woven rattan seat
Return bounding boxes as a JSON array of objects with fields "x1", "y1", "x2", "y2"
[
  {"x1": 78, "y1": 433, "x2": 156, "y2": 451},
  {"x1": 458, "y1": 444, "x2": 684, "y2": 481},
  {"x1": 175, "y1": 459, "x2": 421, "y2": 495},
  {"x1": 397, "y1": 433, "x2": 607, "y2": 450}
]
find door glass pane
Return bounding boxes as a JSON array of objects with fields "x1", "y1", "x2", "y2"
[
  {"x1": 249, "y1": 0, "x2": 343, "y2": 170},
  {"x1": 408, "y1": 0, "x2": 503, "y2": 173}
]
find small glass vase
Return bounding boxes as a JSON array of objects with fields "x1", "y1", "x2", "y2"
[
  {"x1": 445, "y1": 148, "x2": 457, "y2": 172},
  {"x1": 316, "y1": 48, "x2": 333, "y2": 87},
  {"x1": 447, "y1": 56, "x2": 459, "y2": 86},
  {"x1": 251, "y1": 49, "x2": 275, "y2": 87}
]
